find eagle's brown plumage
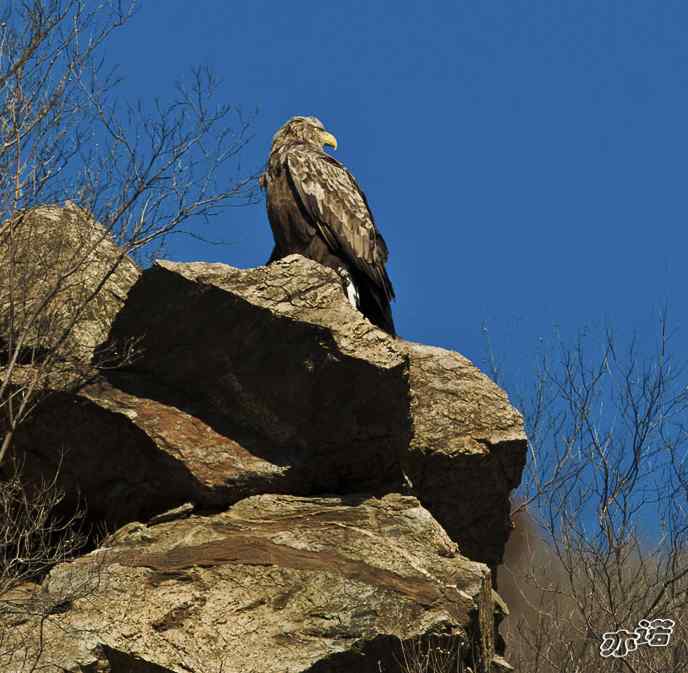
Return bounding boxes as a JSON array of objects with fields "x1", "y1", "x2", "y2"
[{"x1": 263, "y1": 116, "x2": 396, "y2": 335}]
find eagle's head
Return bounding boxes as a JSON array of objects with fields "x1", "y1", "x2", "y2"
[{"x1": 271, "y1": 116, "x2": 338, "y2": 152}]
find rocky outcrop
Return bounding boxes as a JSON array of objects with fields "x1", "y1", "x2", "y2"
[
  {"x1": 6, "y1": 249, "x2": 527, "y2": 671},
  {"x1": 3, "y1": 494, "x2": 497, "y2": 673}
]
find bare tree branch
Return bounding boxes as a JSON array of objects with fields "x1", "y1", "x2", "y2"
[{"x1": 494, "y1": 310, "x2": 688, "y2": 671}]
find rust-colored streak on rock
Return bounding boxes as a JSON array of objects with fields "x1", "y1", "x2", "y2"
[{"x1": 119, "y1": 533, "x2": 446, "y2": 608}]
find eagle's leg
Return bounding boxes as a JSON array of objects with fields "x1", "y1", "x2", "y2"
[{"x1": 338, "y1": 267, "x2": 360, "y2": 309}]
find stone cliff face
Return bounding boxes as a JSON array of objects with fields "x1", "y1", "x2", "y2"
[{"x1": 3, "y1": 206, "x2": 526, "y2": 673}]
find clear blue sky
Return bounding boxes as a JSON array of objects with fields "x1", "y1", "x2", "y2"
[{"x1": 108, "y1": 1, "x2": 688, "y2": 386}]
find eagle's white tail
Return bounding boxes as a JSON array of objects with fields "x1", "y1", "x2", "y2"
[{"x1": 338, "y1": 268, "x2": 359, "y2": 309}]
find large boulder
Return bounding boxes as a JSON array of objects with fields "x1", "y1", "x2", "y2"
[
  {"x1": 92, "y1": 255, "x2": 526, "y2": 572},
  {"x1": 1, "y1": 494, "x2": 502, "y2": 673},
  {"x1": 100, "y1": 256, "x2": 409, "y2": 468},
  {"x1": 0, "y1": 202, "x2": 140, "y2": 367}
]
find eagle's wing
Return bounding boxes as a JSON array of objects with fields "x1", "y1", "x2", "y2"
[{"x1": 285, "y1": 149, "x2": 394, "y2": 301}]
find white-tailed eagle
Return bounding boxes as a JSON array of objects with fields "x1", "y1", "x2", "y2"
[{"x1": 262, "y1": 116, "x2": 396, "y2": 335}]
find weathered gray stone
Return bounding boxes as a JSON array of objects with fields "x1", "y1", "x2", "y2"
[{"x1": 1, "y1": 494, "x2": 498, "y2": 673}]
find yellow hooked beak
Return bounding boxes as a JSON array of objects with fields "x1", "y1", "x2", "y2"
[{"x1": 320, "y1": 131, "x2": 338, "y2": 150}]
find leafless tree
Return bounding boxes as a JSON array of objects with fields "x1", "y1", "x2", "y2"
[
  {"x1": 394, "y1": 635, "x2": 479, "y2": 673},
  {"x1": 493, "y1": 312, "x2": 688, "y2": 671},
  {"x1": 0, "y1": 0, "x2": 258, "y2": 467},
  {"x1": 0, "y1": 452, "x2": 117, "y2": 673},
  {"x1": 0, "y1": 2, "x2": 257, "y2": 669}
]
